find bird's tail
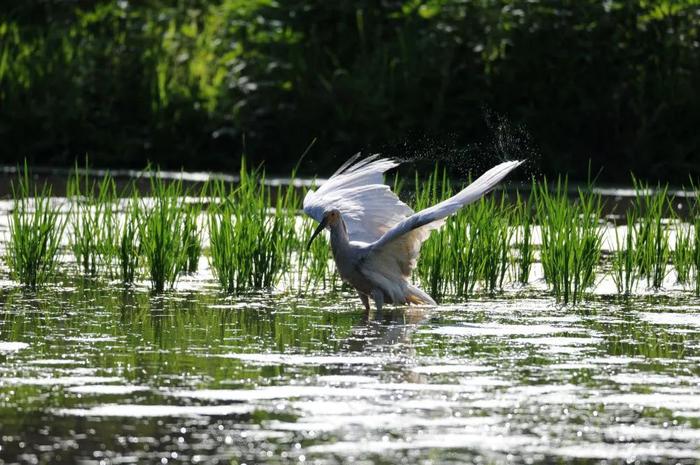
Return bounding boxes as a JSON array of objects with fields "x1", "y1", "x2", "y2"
[{"x1": 405, "y1": 284, "x2": 437, "y2": 306}]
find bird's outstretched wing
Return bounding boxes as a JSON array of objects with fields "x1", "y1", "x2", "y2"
[
  {"x1": 303, "y1": 154, "x2": 413, "y2": 243},
  {"x1": 364, "y1": 160, "x2": 524, "y2": 279}
]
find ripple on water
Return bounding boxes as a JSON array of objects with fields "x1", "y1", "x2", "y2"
[
  {"x1": 0, "y1": 376, "x2": 122, "y2": 386},
  {"x1": 511, "y1": 336, "x2": 601, "y2": 354},
  {"x1": 63, "y1": 336, "x2": 119, "y2": 343},
  {"x1": 638, "y1": 312, "x2": 700, "y2": 327},
  {"x1": 220, "y1": 353, "x2": 385, "y2": 366},
  {"x1": 598, "y1": 393, "x2": 700, "y2": 411},
  {"x1": 607, "y1": 373, "x2": 696, "y2": 385},
  {"x1": 267, "y1": 413, "x2": 502, "y2": 433},
  {"x1": 289, "y1": 400, "x2": 385, "y2": 416},
  {"x1": 603, "y1": 424, "x2": 700, "y2": 442},
  {"x1": 584, "y1": 356, "x2": 640, "y2": 365},
  {"x1": 410, "y1": 364, "x2": 494, "y2": 374},
  {"x1": 423, "y1": 323, "x2": 572, "y2": 337},
  {"x1": 2, "y1": 281, "x2": 700, "y2": 464},
  {"x1": 26, "y1": 359, "x2": 84, "y2": 366},
  {"x1": 469, "y1": 384, "x2": 584, "y2": 409},
  {"x1": 548, "y1": 443, "x2": 700, "y2": 460},
  {"x1": 55, "y1": 404, "x2": 254, "y2": 418},
  {"x1": 549, "y1": 362, "x2": 597, "y2": 370},
  {"x1": 66, "y1": 385, "x2": 151, "y2": 395},
  {"x1": 372, "y1": 380, "x2": 508, "y2": 393},
  {"x1": 0, "y1": 342, "x2": 28, "y2": 352},
  {"x1": 315, "y1": 375, "x2": 379, "y2": 385},
  {"x1": 168, "y1": 386, "x2": 385, "y2": 402},
  {"x1": 305, "y1": 432, "x2": 536, "y2": 455},
  {"x1": 512, "y1": 336, "x2": 600, "y2": 346}
]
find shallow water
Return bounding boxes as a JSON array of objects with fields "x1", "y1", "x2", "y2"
[{"x1": 1, "y1": 283, "x2": 700, "y2": 465}]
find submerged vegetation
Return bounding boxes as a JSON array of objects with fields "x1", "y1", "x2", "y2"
[{"x1": 2, "y1": 161, "x2": 700, "y2": 303}]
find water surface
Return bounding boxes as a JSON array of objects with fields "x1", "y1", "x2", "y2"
[{"x1": 1, "y1": 283, "x2": 699, "y2": 464}]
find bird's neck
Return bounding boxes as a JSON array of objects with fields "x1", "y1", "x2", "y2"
[{"x1": 329, "y1": 219, "x2": 350, "y2": 257}]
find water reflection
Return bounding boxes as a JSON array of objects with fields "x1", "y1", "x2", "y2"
[{"x1": 0, "y1": 284, "x2": 699, "y2": 464}]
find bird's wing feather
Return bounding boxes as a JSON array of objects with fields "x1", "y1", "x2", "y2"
[
  {"x1": 364, "y1": 160, "x2": 524, "y2": 280},
  {"x1": 303, "y1": 154, "x2": 414, "y2": 243}
]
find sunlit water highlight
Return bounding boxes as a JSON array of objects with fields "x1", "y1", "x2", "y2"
[{"x1": 1, "y1": 284, "x2": 699, "y2": 465}]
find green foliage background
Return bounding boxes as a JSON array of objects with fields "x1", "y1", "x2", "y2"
[{"x1": 1, "y1": 0, "x2": 699, "y2": 181}]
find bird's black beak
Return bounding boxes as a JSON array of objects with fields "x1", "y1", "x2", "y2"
[{"x1": 307, "y1": 217, "x2": 328, "y2": 250}]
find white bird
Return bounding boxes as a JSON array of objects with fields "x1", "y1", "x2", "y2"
[{"x1": 304, "y1": 155, "x2": 523, "y2": 311}]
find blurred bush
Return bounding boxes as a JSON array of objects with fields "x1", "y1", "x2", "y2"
[{"x1": 1, "y1": 0, "x2": 698, "y2": 181}]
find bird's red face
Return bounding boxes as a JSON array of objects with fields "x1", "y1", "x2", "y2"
[
  {"x1": 324, "y1": 209, "x2": 341, "y2": 226},
  {"x1": 307, "y1": 209, "x2": 341, "y2": 250}
]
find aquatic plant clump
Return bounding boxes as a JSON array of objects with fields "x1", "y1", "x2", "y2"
[
  {"x1": 512, "y1": 191, "x2": 534, "y2": 285},
  {"x1": 289, "y1": 195, "x2": 334, "y2": 290},
  {"x1": 694, "y1": 218, "x2": 700, "y2": 296},
  {"x1": 611, "y1": 211, "x2": 639, "y2": 296},
  {"x1": 413, "y1": 168, "x2": 518, "y2": 299},
  {"x1": 140, "y1": 178, "x2": 190, "y2": 293},
  {"x1": 208, "y1": 161, "x2": 298, "y2": 294},
  {"x1": 472, "y1": 196, "x2": 513, "y2": 295},
  {"x1": 630, "y1": 178, "x2": 672, "y2": 290},
  {"x1": 672, "y1": 222, "x2": 693, "y2": 285},
  {"x1": 536, "y1": 179, "x2": 603, "y2": 304},
  {"x1": 181, "y1": 203, "x2": 203, "y2": 274},
  {"x1": 5, "y1": 157, "x2": 700, "y2": 304},
  {"x1": 293, "y1": 181, "x2": 338, "y2": 292},
  {"x1": 414, "y1": 167, "x2": 453, "y2": 298},
  {"x1": 5, "y1": 166, "x2": 66, "y2": 289},
  {"x1": 67, "y1": 165, "x2": 119, "y2": 275},
  {"x1": 118, "y1": 194, "x2": 142, "y2": 285}
]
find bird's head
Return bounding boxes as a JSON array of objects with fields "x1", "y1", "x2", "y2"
[
  {"x1": 307, "y1": 209, "x2": 342, "y2": 249},
  {"x1": 324, "y1": 209, "x2": 342, "y2": 226}
]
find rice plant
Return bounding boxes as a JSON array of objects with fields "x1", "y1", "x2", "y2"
[
  {"x1": 207, "y1": 202, "x2": 237, "y2": 292},
  {"x1": 414, "y1": 167, "x2": 452, "y2": 299},
  {"x1": 5, "y1": 164, "x2": 66, "y2": 289},
  {"x1": 208, "y1": 160, "x2": 297, "y2": 293},
  {"x1": 7, "y1": 156, "x2": 695, "y2": 301},
  {"x1": 693, "y1": 217, "x2": 700, "y2": 296},
  {"x1": 611, "y1": 211, "x2": 638, "y2": 296},
  {"x1": 414, "y1": 167, "x2": 513, "y2": 298},
  {"x1": 294, "y1": 176, "x2": 340, "y2": 291},
  {"x1": 445, "y1": 210, "x2": 480, "y2": 298},
  {"x1": 511, "y1": 190, "x2": 534, "y2": 285},
  {"x1": 295, "y1": 216, "x2": 335, "y2": 291},
  {"x1": 672, "y1": 222, "x2": 694, "y2": 285},
  {"x1": 181, "y1": 203, "x2": 203, "y2": 274},
  {"x1": 67, "y1": 165, "x2": 118, "y2": 275},
  {"x1": 631, "y1": 178, "x2": 670, "y2": 289},
  {"x1": 274, "y1": 179, "x2": 302, "y2": 284},
  {"x1": 118, "y1": 193, "x2": 142, "y2": 284},
  {"x1": 471, "y1": 196, "x2": 513, "y2": 295},
  {"x1": 140, "y1": 176, "x2": 189, "y2": 293},
  {"x1": 536, "y1": 178, "x2": 603, "y2": 304}
]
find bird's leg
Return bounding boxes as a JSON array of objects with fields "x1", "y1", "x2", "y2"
[
  {"x1": 358, "y1": 292, "x2": 370, "y2": 311},
  {"x1": 371, "y1": 289, "x2": 384, "y2": 313}
]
